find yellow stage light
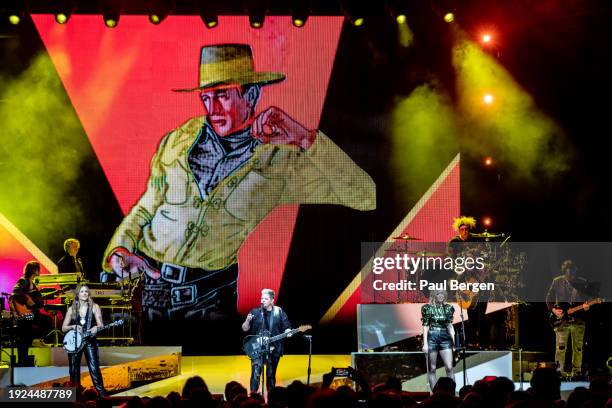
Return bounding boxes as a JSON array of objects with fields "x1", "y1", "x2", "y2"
[{"x1": 56, "y1": 13, "x2": 70, "y2": 24}]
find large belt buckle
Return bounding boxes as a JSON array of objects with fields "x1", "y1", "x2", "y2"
[
  {"x1": 170, "y1": 284, "x2": 196, "y2": 306},
  {"x1": 161, "y1": 262, "x2": 187, "y2": 284}
]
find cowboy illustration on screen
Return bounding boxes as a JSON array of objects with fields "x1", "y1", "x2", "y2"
[{"x1": 102, "y1": 44, "x2": 376, "y2": 324}]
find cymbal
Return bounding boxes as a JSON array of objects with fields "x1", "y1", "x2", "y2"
[
  {"x1": 393, "y1": 234, "x2": 421, "y2": 240},
  {"x1": 410, "y1": 251, "x2": 444, "y2": 257},
  {"x1": 471, "y1": 231, "x2": 506, "y2": 238}
]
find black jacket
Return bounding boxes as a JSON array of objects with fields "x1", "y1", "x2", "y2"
[{"x1": 248, "y1": 306, "x2": 291, "y2": 355}]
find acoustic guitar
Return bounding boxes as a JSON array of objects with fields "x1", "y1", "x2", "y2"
[
  {"x1": 455, "y1": 276, "x2": 480, "y2": 309},
  {"x1": 9, "y1": 287, "x2": 64, "y2": 317}
]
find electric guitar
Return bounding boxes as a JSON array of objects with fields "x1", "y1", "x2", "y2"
[
  {"x1": 243, "y1": 324, "x2": 311, "y2": 359},
  {"x1": 549, "y1": 298, "x2": 603, "y2": 328},
  {"x1": 63, "y1": 319, "x2": 124, "y2": 353}
]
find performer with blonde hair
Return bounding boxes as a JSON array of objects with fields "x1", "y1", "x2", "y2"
[{"x1": 421, "y1": 289, "x2": 456, "y2": 391}]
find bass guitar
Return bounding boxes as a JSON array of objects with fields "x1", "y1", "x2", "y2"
[
  {"x1": 63, "y1": 319, "x2": 124, "y2": 353},
  {"x1": 243, "y1": 324, "x2": 311, "y2": 359},
  {"x1": 549, "y1": 298, "x2": 603, "y2": 328}
]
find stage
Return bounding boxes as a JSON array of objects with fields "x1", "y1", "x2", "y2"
[
  {"x1": 0, "y1": 346, "x2": 592, "y2": 398},
  {"x1": 0, "y1": 346, "x2": 351, "y2": 396}
]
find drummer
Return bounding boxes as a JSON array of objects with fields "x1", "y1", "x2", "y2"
[{"x1": 446, "y1": 216, "x2": 490, "y2": 349}]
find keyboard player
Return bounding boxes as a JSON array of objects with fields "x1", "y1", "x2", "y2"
[{"x1": 57, "y1": 238, "x2": 85, "y2": 280}]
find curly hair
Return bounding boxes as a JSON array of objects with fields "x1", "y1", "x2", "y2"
[{"x1": 453, "y1": 216, "x2": 477, "y2": 231}]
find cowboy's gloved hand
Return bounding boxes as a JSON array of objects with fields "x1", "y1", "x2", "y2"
[
  {"x1": 109, "y1": 248, "x2": 161, "y2": 281},
  {"x1": 252, "y1": 106, "x2": 316, "y2": 150}
]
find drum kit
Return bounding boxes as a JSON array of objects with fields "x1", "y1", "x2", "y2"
[{"x1": 382, "y1": 229, "x2": 524, "y2": 303}]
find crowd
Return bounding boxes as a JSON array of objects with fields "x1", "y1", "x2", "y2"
[{"x1": 65, "y1": 367, "x2": 610, "y2": 408}]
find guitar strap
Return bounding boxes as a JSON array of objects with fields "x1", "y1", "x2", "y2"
[
  {"x1": 82, "y1": 304, "x2": 93, "y2": 335},
  {"x1": 271, "y1": 306, "x2": 280, "y2": 332}
]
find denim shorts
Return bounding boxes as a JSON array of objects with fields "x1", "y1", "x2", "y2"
[{"x1": 427, "y1": 327, "x2": 453, "y2": 351}]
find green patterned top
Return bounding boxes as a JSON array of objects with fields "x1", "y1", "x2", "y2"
[{"x1": 421, "y1": 303, "x2": 454, "y2": 328}]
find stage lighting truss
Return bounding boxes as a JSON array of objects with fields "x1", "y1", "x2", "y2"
[
  {"x1": 53, "y1": 0, "x2": 74, "y2": 24},
  {"x1": 149, "y1": 0, "x2": 174, "y2": 25},
  {"x1": 431, "y1": 0, "x2": 457, "y2": 23},
  {"x1": 386, "y1": 0, "x2": 409, "y2": 25},
  {"x1": 3, "y1": 0, "x2": 26, "y2": 25},
  {"x1": 291, "y1": 0, "x2": 309, "y2": 27},
  {"x1": 246, "y1": 0, "x2": 267, "y2": 29},
  {"x1": 101, "y1": 0, "x2": 121, "y2": 28},
  {"x1": 340, "y1": 0, "x2": 366, "y2": 27},
  {"x1": 199, "y1": 0, "x2": 218, "y2": 28}
]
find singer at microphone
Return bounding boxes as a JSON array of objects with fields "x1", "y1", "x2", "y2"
[
  {"x1": 241, "y1": 288, "x2": 292, "y2": 393},
  {"x1": 57, "y1": 238, "x2": 85, "y2": 279}
]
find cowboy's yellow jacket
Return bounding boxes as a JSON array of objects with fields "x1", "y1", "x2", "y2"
[{"x1": 102, "y1": 116, "x2": 376, "y2": 271}]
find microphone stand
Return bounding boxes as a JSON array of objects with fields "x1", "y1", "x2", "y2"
[
  {"x1": 2, "y1": 293, "x2": 18, "y2": 386},
  {"x1": 457, "y1": 302, "x2": 468, "y2": 387},
  {"x1": 259, "y1": 307, "x2": 267, "y2": 399},
  {"x1": 9, "y1": 319, "x2": 16, "y2": 386},
  {"x1": 304, "y1": 335, "x2": 313, "y2": 385}
]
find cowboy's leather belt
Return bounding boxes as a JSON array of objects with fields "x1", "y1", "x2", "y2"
[{"x1": 136, "y1": 250, "x2": 238, "y2": 313}]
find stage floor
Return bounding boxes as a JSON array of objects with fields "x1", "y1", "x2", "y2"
[
  {"x1": 114, "y1": 354, "x2": 351, "y2": 397},
  {"x1": 0, "y1": 348, "x2": 592, "y2": 400}
]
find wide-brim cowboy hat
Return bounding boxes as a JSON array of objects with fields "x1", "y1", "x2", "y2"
[{"x1": 173, "y1": 44, "x2": 285, "y2": 92}]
